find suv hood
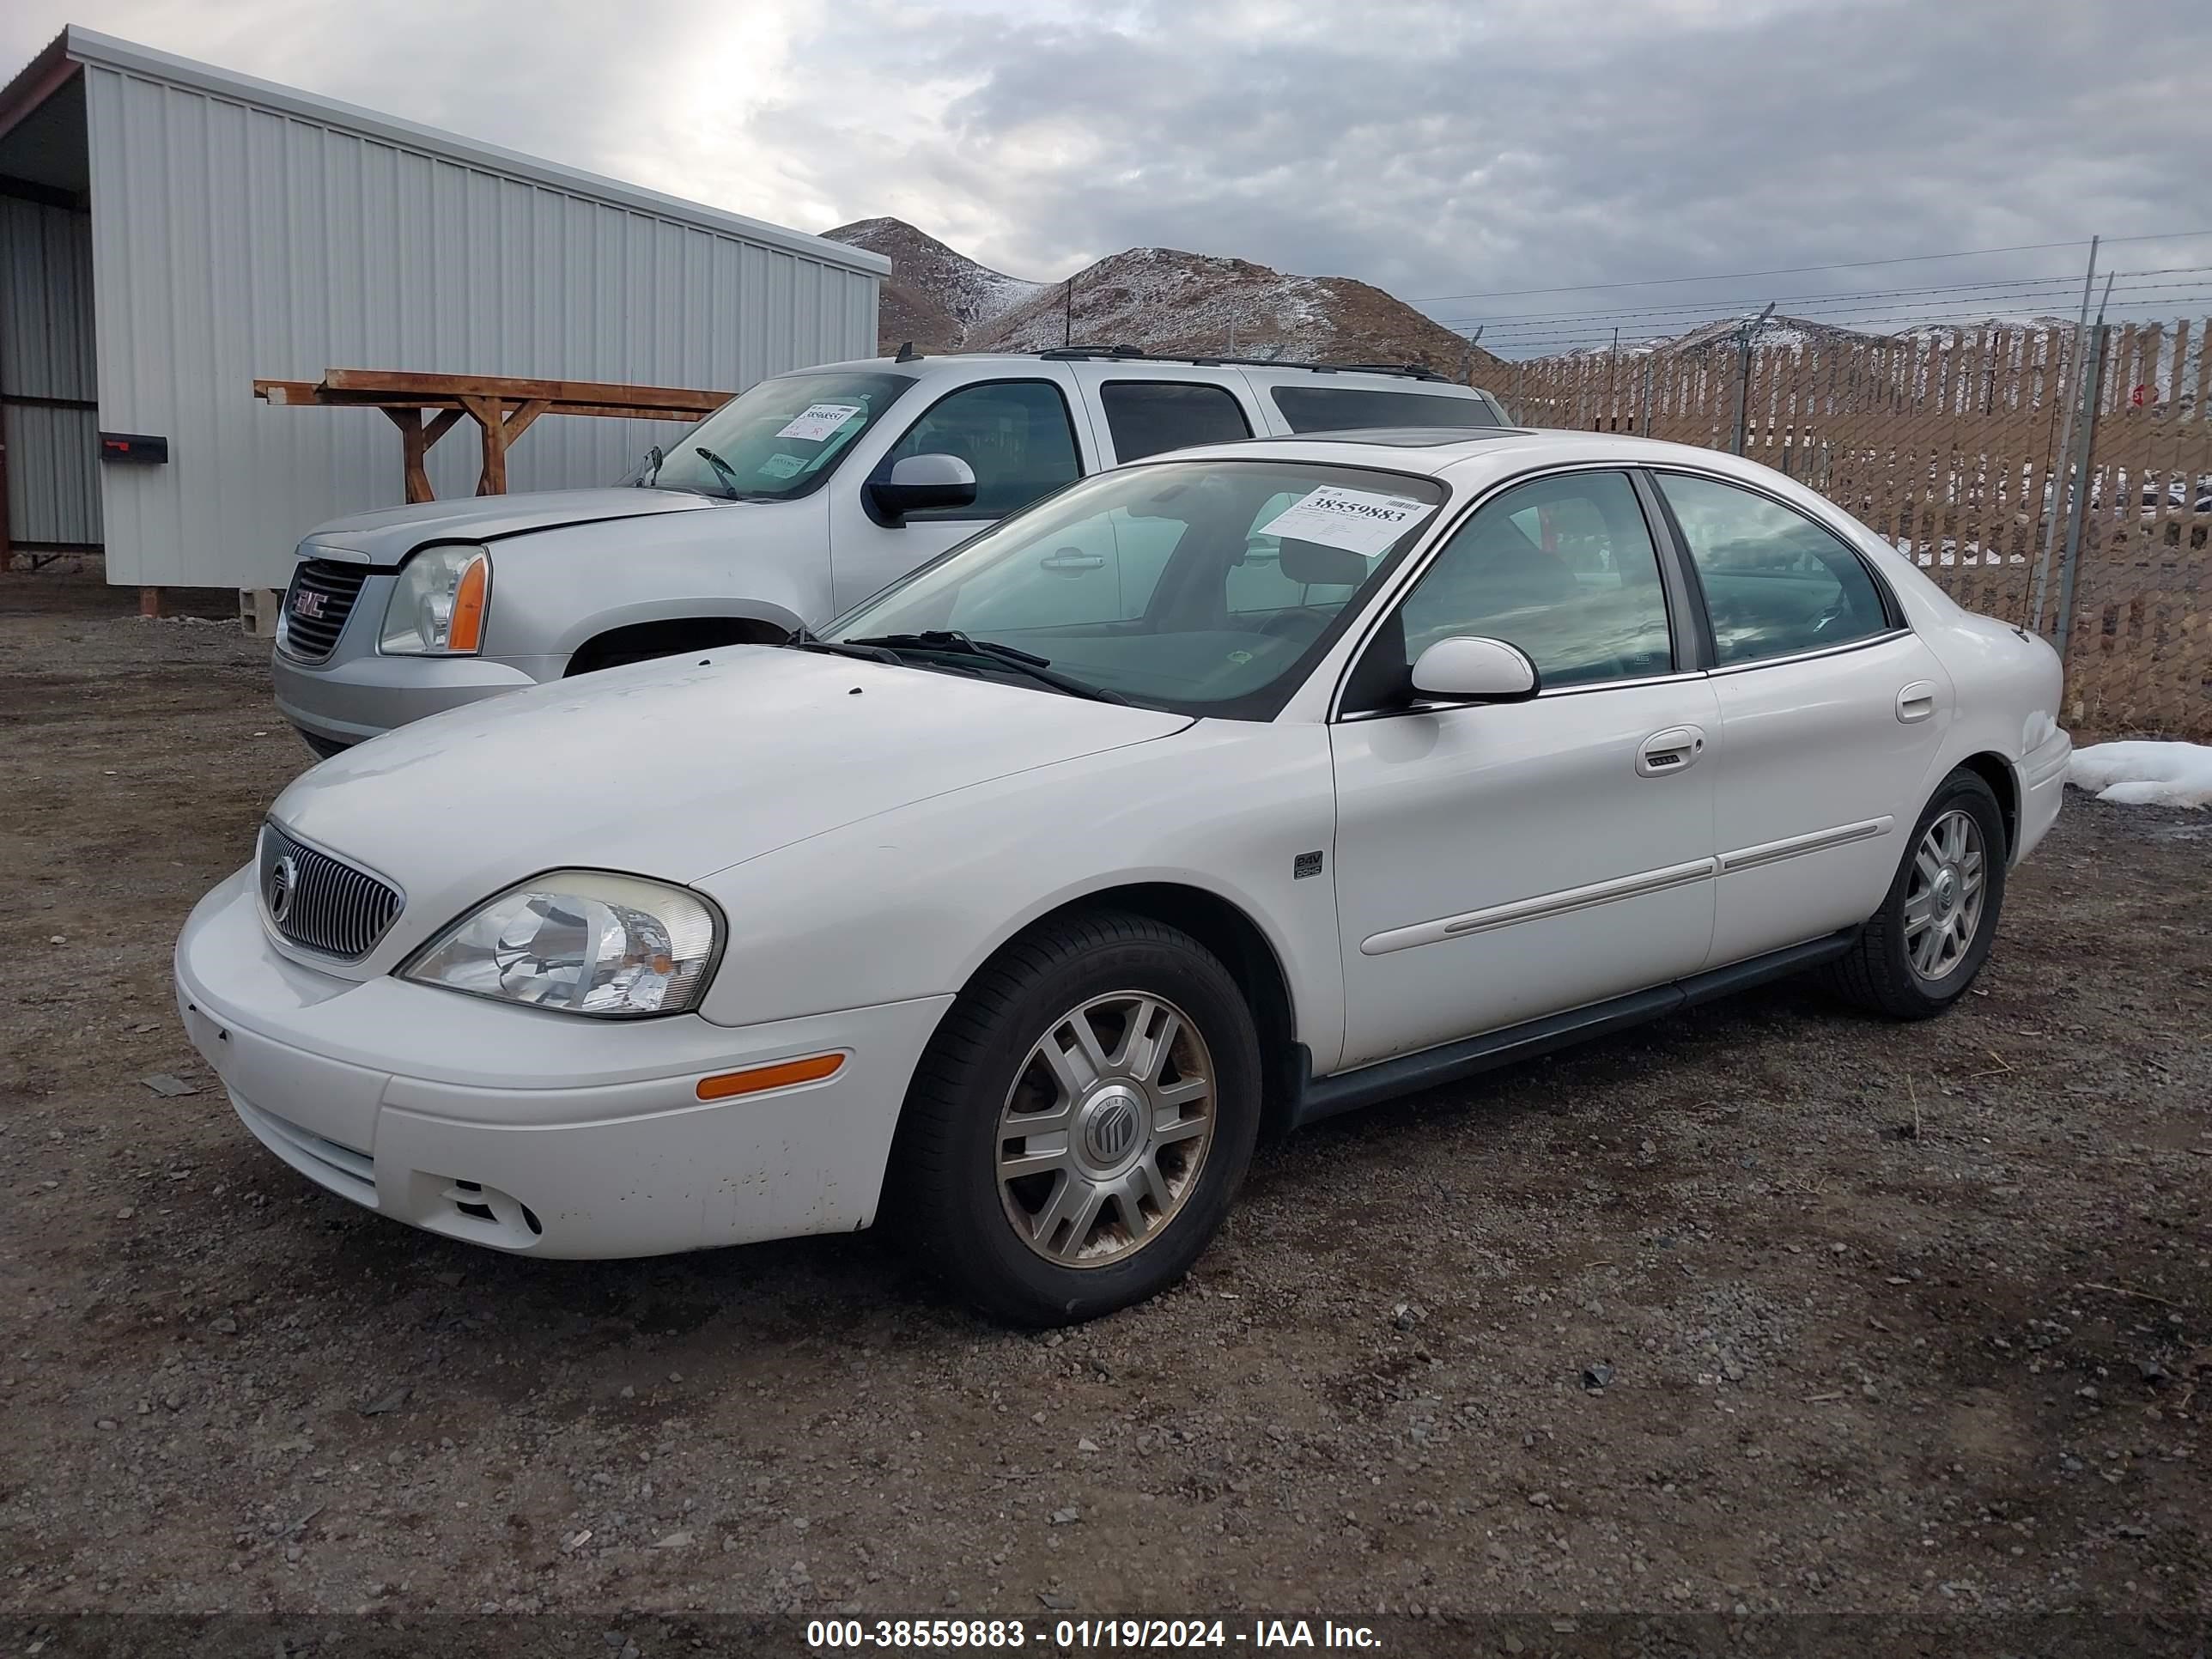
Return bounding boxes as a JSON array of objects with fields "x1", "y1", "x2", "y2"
[
  {"x1": 300, "y1": 487, "x2": 720, "y2": 566},
  {"x1": 269, "y1": 647, "x2": 1191, "y2": 974}
]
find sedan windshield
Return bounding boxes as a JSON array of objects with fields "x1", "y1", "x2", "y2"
[
  {"x1": 639, "y1": 371, "x2": 913, "y2": 501},
  {"x1": 824, "y1": 460, "x2": 1448, "y2": 718}
]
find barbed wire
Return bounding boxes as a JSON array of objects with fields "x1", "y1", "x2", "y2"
[
  {"x1": 1431, "y1": 266, "x2": 2212, "y2": 332},
  {"x1": 1477, "y1": 299, "x2": 2212, "y2": 356},
  {"x1": 1452, "y1": 272, "x2": 2212, "y2": 355},
  {"x1": 1407, "y1": 227, "x2": 2212, "y2": 304}
]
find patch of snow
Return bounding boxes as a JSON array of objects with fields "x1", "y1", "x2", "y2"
[{"x1": 2068, "y1": 740, "x2": 2212, "y2": 808}]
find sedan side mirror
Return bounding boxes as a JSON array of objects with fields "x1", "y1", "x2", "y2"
[
  {"x1": 1408, "y1": 635, "x2": 1540, "y2": 704},
  {"x1": 870, "y1": 453, "x2": 977, "y2": 523}
]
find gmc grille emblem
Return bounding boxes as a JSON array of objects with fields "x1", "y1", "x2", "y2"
[{"x1": 292, "y1": 589, "x2": 326, "y2": 619}]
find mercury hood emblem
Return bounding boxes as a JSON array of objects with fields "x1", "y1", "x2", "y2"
[{"x1": 267, "y1": 853, "x2": 299, "y2": 923}]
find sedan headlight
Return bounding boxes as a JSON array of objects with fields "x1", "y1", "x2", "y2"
[
  {"x1": 404, "y1": 872, "x2": 720, "y2": 1018},
  {"x1": 380, "y1": 544, "x2": 489, "y2": 654}
]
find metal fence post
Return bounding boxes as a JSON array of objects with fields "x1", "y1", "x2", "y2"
[
  {"x1": 2053, "y1": 321, "x2": 2109, "y2": 667},
  {"x1": 1731, "y1": 302, "x2": 1775, "y2": 455},
  {"x1": 2029, "y1": 236, "x2": 2100, "y2": 633}
]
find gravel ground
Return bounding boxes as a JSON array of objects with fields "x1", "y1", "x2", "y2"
[{"x1": 2, "y1": 569, "x2": 2206, "y2": 1651}]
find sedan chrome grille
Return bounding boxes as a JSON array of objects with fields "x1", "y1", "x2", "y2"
[
  {"x1": 257, "y1": 822, "x2": 404, "y2": 962},
  {"x1": 279, "y1": 560, "x2": 368, "y2": 662}
]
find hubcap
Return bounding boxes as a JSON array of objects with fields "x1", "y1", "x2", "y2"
[
  {"x1": 995, "y1": 992, "x2": 1216, "y2": 1268},
  {"x1": 1904, "y1": 808, "x2": 1987, "y2": 981}
]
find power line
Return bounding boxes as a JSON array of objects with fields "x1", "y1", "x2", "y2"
[
  {"x1": 1431, "y1": 266, "x2": 2212, "y2": 331},
  {"x1": 1408, "y1": 228, "x2": 2212, "y2": 304}
]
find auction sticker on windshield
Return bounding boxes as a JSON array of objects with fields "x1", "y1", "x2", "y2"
[
  {"x1": 1255, "y1": 485, "x2": 1429, "y2": 556},
  {"x1": 758, "y1": 453, "x2": 806, "y2": 479},
  {"x1": 775, "y1": 404, "x2": 866, "y2": 442}
]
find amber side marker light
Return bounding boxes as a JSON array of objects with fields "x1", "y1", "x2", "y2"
[
  {"x1": 696, "y1": 1053, "x2": 845, "y2": 1101},
  {"x1": 447, "y1": 554, "x2": 490, "y2": 653}
]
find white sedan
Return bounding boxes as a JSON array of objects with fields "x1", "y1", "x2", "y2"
[{"x1": 176, "y1": 428, "x2": 2071, "y2": 1324}]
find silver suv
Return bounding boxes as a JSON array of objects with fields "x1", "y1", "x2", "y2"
[{"x1": 271, "y1": 349, "x2": 1509, "y2": 754}]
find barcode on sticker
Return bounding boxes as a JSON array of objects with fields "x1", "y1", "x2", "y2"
[
  {"x1": 775, "y1": 404, "x2": 864, "y2": 442},
  {"x1": 1254, "y1": 486, "x2": 1428, "y2": 556}
]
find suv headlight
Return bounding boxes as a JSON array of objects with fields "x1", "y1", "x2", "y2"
[
  {"x1": 380, "y1": 544, "x2": 489, "y2": 655},
  {"x1": 404, "y1": 872, "x2": 721, "y2": 1018}
]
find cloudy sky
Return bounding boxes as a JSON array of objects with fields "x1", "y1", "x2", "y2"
[{"x1": 8, "y1": 0, "x2": 2211, "y2": 352}]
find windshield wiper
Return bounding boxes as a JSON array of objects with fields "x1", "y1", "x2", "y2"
[
  {"x1": 693, "y1": 444, "x2": 744, "y2": 496},
  {"x1": 842, "y1": 631, "x2": 1127, "y2": 704},
  {"x1": 850, "y1": 629, "x2": 1048, "y2": 667},
  {"x1": 635, "y1": 443, "x2": 665, "y2": 487},
  {"x1": 788, "y1": 631, "x2": 902, "y2": 665}
]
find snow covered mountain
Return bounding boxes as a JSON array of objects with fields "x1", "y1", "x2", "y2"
[
  {"x1": 821, "y1": 218, "x2": 1504, "y2": 376},
  {"x1": 822, "y1": 218, "x2": 1046, "y2": 352}
]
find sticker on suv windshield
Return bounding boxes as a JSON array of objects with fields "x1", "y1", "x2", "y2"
[
  {"x1": 775, "y1": 404, "x2": 865, "y2": 442},
  {"x1": 1254, "y1": 486, "x2": 1428, "y2": 556},
  {"x1": 757, "y1": 453, "x2": 806, "y2": 479}
]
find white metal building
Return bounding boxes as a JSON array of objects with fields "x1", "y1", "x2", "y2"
[{"x1": 0, "y1": 27, "x2": 886, "y2": 590}]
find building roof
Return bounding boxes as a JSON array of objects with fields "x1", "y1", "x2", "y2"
[{"x1": 0, "y1": 26, "x2": 890, "y2": 278}]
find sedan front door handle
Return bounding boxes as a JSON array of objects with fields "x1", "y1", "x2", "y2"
[{"x1": 1635, "y1": 726, "x2": 1705, "y2": 778}]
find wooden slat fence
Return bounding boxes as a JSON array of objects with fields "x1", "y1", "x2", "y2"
[{"x1": 1503, "y1": 322, "x2": 2212, "y2": 738}]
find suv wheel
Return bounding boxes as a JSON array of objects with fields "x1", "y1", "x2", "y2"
[
  {"x1": 1830, "y1": 769, "x2": 2008, "y2": 1018},
  {"x1": 891, "y1": 911, "x2": 1262, "y2": 1325}
]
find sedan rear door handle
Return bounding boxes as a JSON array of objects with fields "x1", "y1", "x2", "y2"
[
  {"x1": 1896, "y1": 682, "x2": 1938, "y2": 724},
  {"x1": 1635, "y1": 726, "x2": 1705, "y2": 778}
]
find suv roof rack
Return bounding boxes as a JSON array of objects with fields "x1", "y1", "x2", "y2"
[{"x1": 1034, "y1": 346, "x2": 1451, "y2": 382}]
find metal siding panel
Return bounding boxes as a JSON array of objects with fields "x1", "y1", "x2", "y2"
[
  {"x1": 78, "y1": 62, "x2": 877, "y2": 586},
  {"x1": 1, "y1": 197, "x2": 102, "y2": 544}
]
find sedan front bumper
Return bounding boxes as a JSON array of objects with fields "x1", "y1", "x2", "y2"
[
  {"x1": 271, "y1": 644, "x2": 560, "y2": 751},
  {"x1": 173, "y1": 867, "x2": 951, "y2": 1257}
]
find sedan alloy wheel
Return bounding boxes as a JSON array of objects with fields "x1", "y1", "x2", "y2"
[{"x1": 995, "y1": 992, "x2": 1216, "y2": 1266}]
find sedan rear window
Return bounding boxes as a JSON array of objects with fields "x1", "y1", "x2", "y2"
[{"x1": 1271, "y1": 386, "x2": 1498, "y2": 434}]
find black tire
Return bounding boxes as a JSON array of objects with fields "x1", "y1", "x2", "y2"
[
  {"x1": 1829, "y1": 769, "x2": 2008, "y2": 1019},
  {"x1": 889, "y1": 910, "x2": 1263, "y2": 1326}
]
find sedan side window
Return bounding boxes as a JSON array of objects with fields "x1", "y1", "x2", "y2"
[
  {"x1": 880, "y1": 380, "x2": 1082, "y2": 520},
  {"x1": 1656, "y1": 474, "x2": 1893, "y2": 666},
  {"x1": 1361, "y1": 470, "x2": 1674, "y2": 697}
]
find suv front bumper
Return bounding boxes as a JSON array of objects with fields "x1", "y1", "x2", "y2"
[{"x1": 272, "y1": 645, "x2": 558, "y2": 752}]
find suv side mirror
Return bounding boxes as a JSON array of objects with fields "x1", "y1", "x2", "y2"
[
  {"x1": 870, "y1": 453, "x2": 977, "y2": 523},
  {"x1": 1409, "y1": 636, "x2": 1540, "y2": 704}
]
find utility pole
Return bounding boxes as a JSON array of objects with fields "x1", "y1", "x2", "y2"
[
  {"x1": 2030, "y1": 234, "x2": 2100, "y2": 635},
  {"x1": 1063, "y1": 274, "x2": 1073, "y2": 348},
  {"x1": 1731, "y1": 301, "x2": 1776, "y2": 455}
]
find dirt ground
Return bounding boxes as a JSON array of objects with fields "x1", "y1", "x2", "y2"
[{"x1": 2, "y1": 568, "x2": 2206, "y2": 1651}]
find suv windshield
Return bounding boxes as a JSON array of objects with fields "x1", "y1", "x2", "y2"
[
  {"x1": 640, "y1": 371, "x2": 913, "y2": 501},
  {"x1": 825, "y1": 460, "x2": 1447, "y2": 719}
]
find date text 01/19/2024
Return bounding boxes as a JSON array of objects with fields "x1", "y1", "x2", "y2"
[{"x1": 804, "y1": 1618, "x2": 1382, "y2": 1649}]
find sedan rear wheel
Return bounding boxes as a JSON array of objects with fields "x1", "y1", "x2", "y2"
[
  {"x1": 891, "y1": 911, "x2": 1261, "y2": 1325},
  {"x1": 1830, "y1": 769, "x2": 2008, "y2": 1018}
]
